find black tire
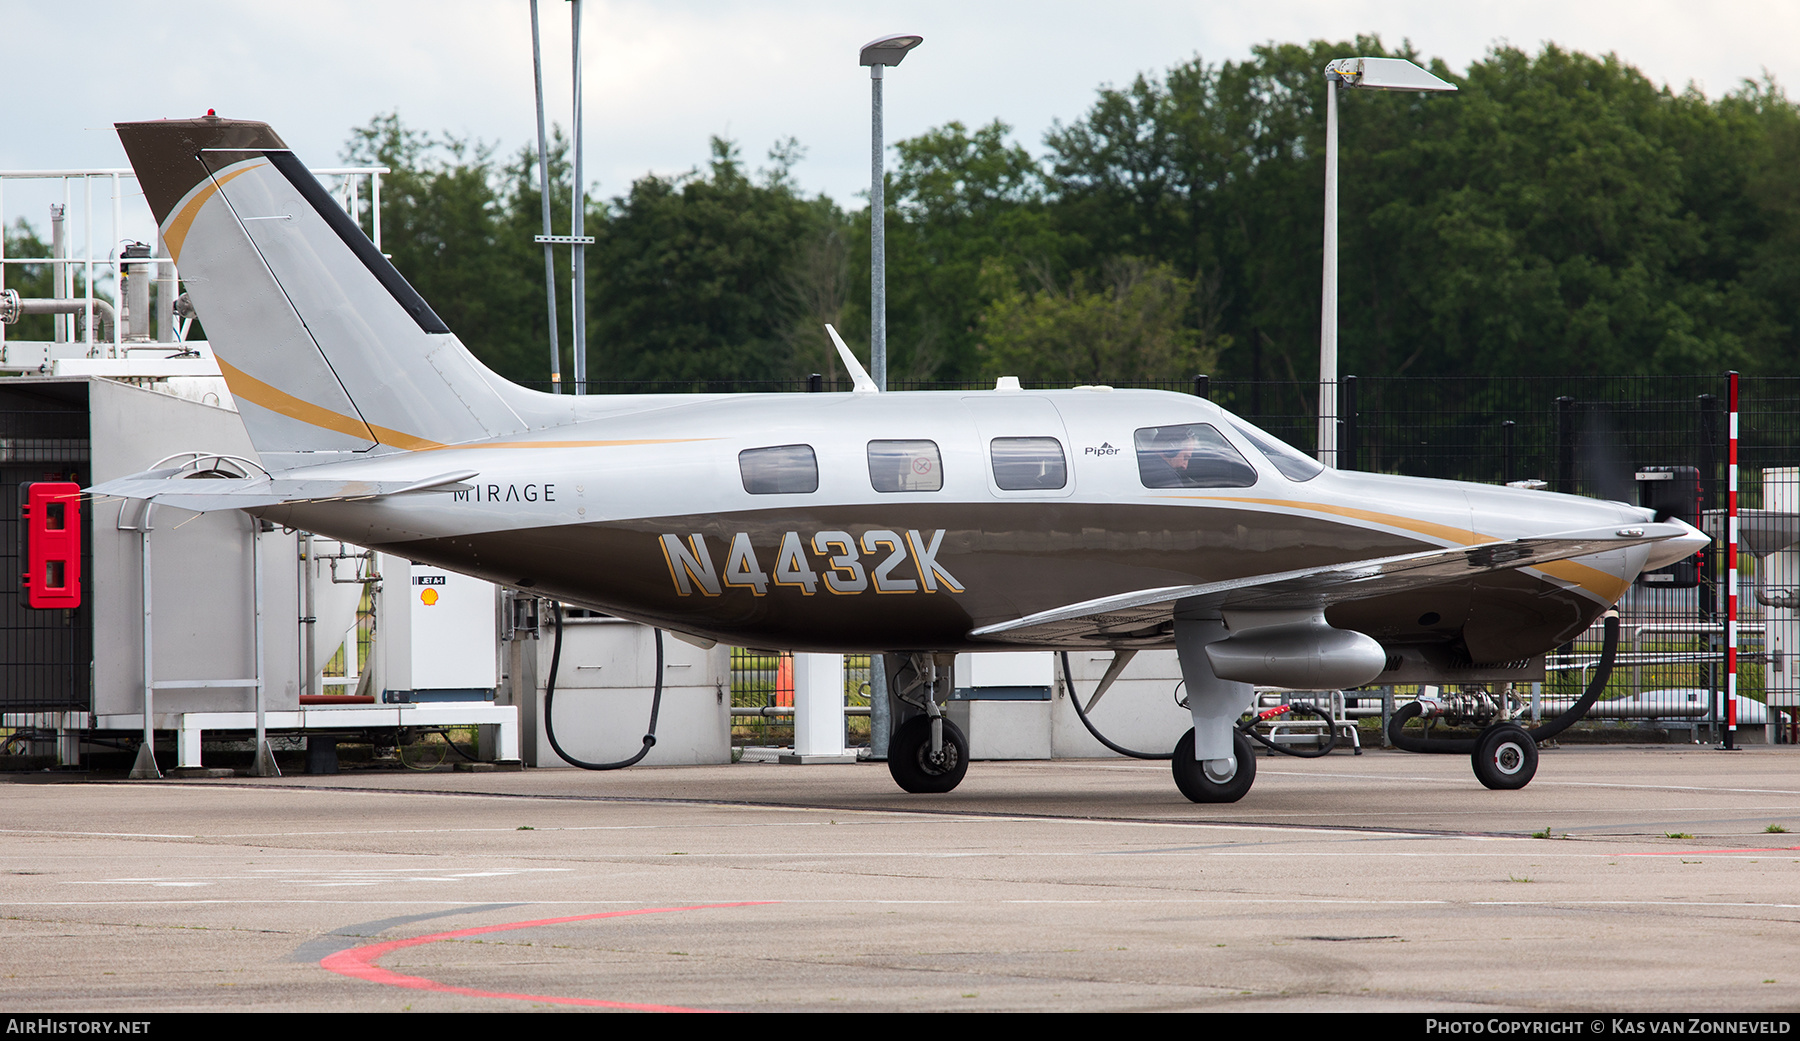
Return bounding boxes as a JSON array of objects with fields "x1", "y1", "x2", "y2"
[
  {"x1": 1171, "y1": 728, "x2": 1257, "y2": 803},
  {"x1": 1471, "y1": 723, "x2": 1538, "y2": 790},
  {"x1": 887, "y1": 715, "x2": 970, "y2": 794}
]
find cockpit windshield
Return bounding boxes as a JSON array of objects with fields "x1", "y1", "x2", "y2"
[{"x1": 1229, "y1": 417, "x2": 1325, "y2": 482}]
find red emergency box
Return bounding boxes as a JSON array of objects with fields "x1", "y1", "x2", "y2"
[{"x1": 21, "y1": 481, "x2": 81, "y2": 609}]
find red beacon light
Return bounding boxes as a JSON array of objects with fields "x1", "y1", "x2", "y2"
[{"x1": 21, "y1": 482, "x2": 82, "y2": 609}]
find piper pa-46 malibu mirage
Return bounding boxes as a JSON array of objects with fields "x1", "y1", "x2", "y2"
[{"x1": 96, "y1": 116, "x2": 1708, "y2": 802}]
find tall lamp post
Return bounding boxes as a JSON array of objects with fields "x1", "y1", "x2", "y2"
[
  {"x1": 860, "y1": 32, "x2": 922, "y2": 393},
  {"x1": 859, "y1": 31, "x2": 921, "y2": 760},
  {"x1": 1317, "y1": 56, "x2": 1456, "y2": 465}
]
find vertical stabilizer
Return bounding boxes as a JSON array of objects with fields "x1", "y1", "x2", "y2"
[{"x1": 116, "y1": 116, "x2": 527, "y2": 468}]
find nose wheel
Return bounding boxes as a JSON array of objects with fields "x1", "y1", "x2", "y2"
[
  {"x1": 1471, "y1": 723, "x2": 1538, "y2": 790},
  {"x1": 887, "y1": 715, "x2": 970, "y2": 794}
]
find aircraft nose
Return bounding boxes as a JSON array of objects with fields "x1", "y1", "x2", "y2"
[{"x1": 1641, "y1": 517, "x2": 1711, "y2": 572}]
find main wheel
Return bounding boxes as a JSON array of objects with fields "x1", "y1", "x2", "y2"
[
  {"x1": 887, "y1": 715, "x2": 970, "y2": 794},
  {"x1": 1171, "y1": 728, "x2": 1257, "y2": 803},
  {"x1": 1471, "y1": 723, "x2": 1538, "y2": 790}
]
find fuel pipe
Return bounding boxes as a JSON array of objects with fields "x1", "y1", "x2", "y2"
[
  {"x1": 1059, "y1": 651, "x2": 1171, "y2": 759},
  {"x1": 1386, "y1": 612, "x2": 1621, "y2": 754},
  {"x1": 1239, "y1": 702, "x2": 1340, "y2": 758},
  {"x1": 543, "y1": 601, "x2": 664, "y2": 770}
]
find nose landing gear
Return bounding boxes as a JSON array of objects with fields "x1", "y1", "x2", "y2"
[{"x1": 1471, "y1": 723, "x2": 1538, "y2": 790}]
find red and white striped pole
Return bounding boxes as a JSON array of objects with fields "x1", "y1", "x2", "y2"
[{"x1": 1725, "y1": 371, "x2": 1739, "y2": 750}]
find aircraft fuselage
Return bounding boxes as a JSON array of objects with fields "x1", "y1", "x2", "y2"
[{"x1": 255, "y1": 387, "x2": 1650, "y2": 661}]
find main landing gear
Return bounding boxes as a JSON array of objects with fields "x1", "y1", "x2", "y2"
[
  {"x1": 888, "y1": 715, "x2": 969, "y2": 794},
  {"x1": 1171, "y1": 729, "x2": 1256, "y2": 803},
  {"x1": 884, "y1": 653, "x2": 970, "y2": 794},
  {"x1": 1171, "y1": 617, "x2": 1261, "y2": 803}
]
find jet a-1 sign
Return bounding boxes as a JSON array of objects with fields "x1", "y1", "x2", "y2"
[{"x1": 96, "y1": 116, "x2": 1706, "y2": 801}]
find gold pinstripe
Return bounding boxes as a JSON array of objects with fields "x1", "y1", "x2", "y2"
[
  {"x1": 161, "y1": 163, "x2": 262, "y2": 264},
  {"x1": 1174, "y1": 495, "x2": 1629, "y2": 601}
]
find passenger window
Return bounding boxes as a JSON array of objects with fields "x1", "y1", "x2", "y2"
[
  {"x1": 1134, "y1": 424, "x2": 1258, "y2": 489},
  {"x1": 739, "y1": 444, "x2": 818, "y2": 494},
  {"x1": 990, "y1": 437, "x2": 1067, "y2": 491},
  {"x1": 867, "y1": 440, "x2": 943, "y2": 492}
]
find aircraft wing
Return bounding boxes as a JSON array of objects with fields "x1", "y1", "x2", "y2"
[
  {"x1": 968, "y1": 522, "x2": 1694, "y2": 646},
  {"x1": 86, "y1": 468, "x2": 478, "y2": 513}
]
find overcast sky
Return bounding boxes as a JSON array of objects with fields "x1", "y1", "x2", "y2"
[{"x1": 3, "y1": 0, "x2": 1796, "y2": 248}]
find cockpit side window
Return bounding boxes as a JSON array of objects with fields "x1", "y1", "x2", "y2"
[
  {"x1": 990, "y1": 437, "x2": 1067, "y2": 490},
  {"x1": 739, "y1": 444, "x2": 819, "y2": 494},
  {"x1": 1133, "y1": 423, "x2": 1258, "y2": 489},
  {"x1": 867, "y1": 440, "x2": 943, "y2": 492},
  {"x1": 1228, "y1": 418, "x2": 1325, "y2": 482}
]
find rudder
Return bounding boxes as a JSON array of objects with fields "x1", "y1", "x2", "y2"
[{"x1": 117, "y1": 116, "x2": 527, "y2": 467}]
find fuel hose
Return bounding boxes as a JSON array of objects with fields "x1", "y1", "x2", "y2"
[
  {"x1": 543, "y1": 600, "x2": 663, "y2": 770},
  {"x1": 1386, "y1": 612, "x2": 1621, "y2": 754}
]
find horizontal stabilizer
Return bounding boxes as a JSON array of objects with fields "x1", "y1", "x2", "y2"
[
  {"x1": 969, "y1": 523, "x2": 1696, "y2": 646},
  {"x1": 87, "y1": 468, "x2": 478, "y2": 513}
]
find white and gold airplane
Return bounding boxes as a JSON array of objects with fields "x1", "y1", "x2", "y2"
[{"x1": 95, "y1": 116, "x2": 1707, "y2": 802}]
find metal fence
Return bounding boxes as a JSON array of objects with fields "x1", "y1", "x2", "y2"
[
  {"x1": 729, "y1": 649, "x2": 872, "y2": 748},
  {"x1": 527, "y1": 371, "x2": 1800, "y2": 741},
  {"x1": 8, "y1": 372, "x2": 1798, "y2": 739}
]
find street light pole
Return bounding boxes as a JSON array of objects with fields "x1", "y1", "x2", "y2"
[
  {"x1": 570, "y1": 0, "x2": 587, "y2": 395},
  {"x1": 528, "y1": 0, "x2": 561, "y2": 394},
  {"x1": 858, "y1": 32, "x2": 922, "y2": 761},
  {"x1": 1316, "y1": 56, "x2": 1457, "y2": 466},
  {"x1": 1318, "y1": 71, "x2": 1340, "y2": 465},
  {"x1": 860, "y1": 33, "x2": 922, "y2": 393},
  {"x1": 870, "y1": 64, "x2": 886, "y2": 390}
]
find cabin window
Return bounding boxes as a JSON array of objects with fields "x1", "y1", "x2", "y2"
[
  {"x1": 990, "y1": 437, "x2": 1067, "y2": 490},
  {"x1": 1229, "y1": 418, "x2": 1324, "y2": 481},
  {"x1": 739, "y1": 444, "x2": 819, "y2": 494},
  {"x1": 1134, "y1": 424, "x2": 1258, "y2": 489},
  {"x1": 867, "y1": 440, "x2": 943, "y2": 492}
]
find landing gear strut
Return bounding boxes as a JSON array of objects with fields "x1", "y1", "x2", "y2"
[
  {"x1": 883, "y1": 652, "x2": 968, "y2": 794},
  {"x1": 1171, "y1": 617, "x2": 1259, "y2": 803}
]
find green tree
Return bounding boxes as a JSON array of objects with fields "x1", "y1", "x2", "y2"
[
  {"x1": 2, "y1": 221, "x2": 58, "y2": 341},
  {"x1": 1042, "y1": 39, "x2": 1800, "y2": 382},
  {"x1": 344, "y1": 113, "x2": 546, "y2": 383},
  {"x1": 976, "y1": 256, "x2": 1220, "y2": 383},
  {"x1": 846, "y1": 120, "x2": 1073, "y2": 380},
  {"x1": 588, "y1": 138, "x2": 848, "y2": 385}
]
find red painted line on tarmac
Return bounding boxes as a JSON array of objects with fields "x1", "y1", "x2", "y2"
[
  {"x1": 1615, "y1": 846, "x2": 1800, "y2": 857},
  {"x1": 320, "y1": 902, "x2": 775, "y2": 1011}
]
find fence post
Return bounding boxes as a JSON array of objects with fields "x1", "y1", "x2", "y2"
[
  {"x1": 1556, "y1": 396, "x2": 1577, "y2": 495},
  {"x1": 1339, "y1": 375, "x2": 1358, "y2": 471},
  {"x1": 1698, "y1": 392, "x2": 1720, "y2": 628},
  {"x1": 1502, "y1": 419, "x2": 1516, "y2": 485},
  {"x1": 808, "y1": 373, "x2": 822, "y2": 393},
  {"x1": 1725, "y1": 371, "x2": 1740, "y2": 751},
  {"x1": 1191, "y1": 373, "x2": 1210, "y2": 400}
]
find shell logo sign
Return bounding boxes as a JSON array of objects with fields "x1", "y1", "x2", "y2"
[{"x1": 415, "y1": 574, "x2": 446, "y2": 606}]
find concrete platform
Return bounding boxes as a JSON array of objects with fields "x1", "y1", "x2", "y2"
[{"x1": 2, "y1": 745, "x2": 1797, "y2": 1012}]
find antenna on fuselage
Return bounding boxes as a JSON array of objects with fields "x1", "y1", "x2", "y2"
[{"x1": 825, "y1": 325, "x2": 879, "y2": 394}]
